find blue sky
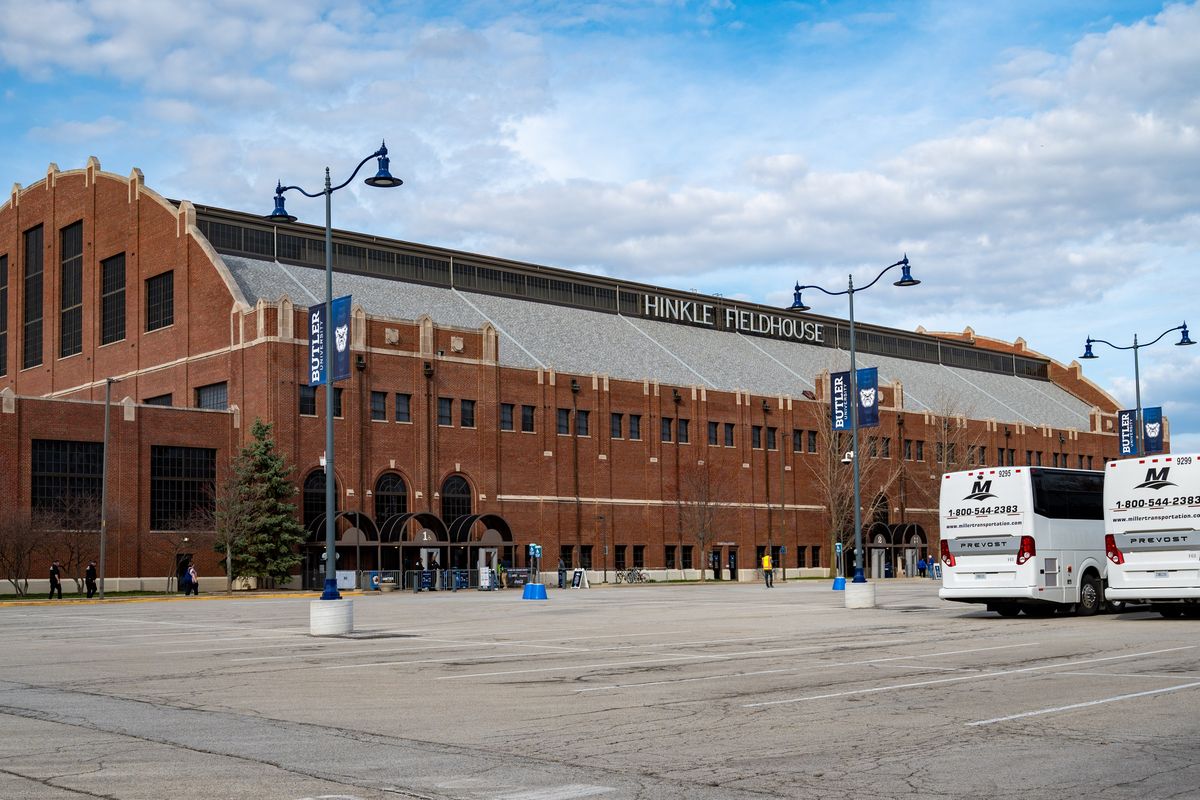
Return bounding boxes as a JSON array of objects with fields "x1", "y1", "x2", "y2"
[{"x1": 2, "y1": 1, "x2": 1198, "y2": 449}]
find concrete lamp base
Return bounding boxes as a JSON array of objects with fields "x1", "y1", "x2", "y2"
[
  {"x1": 310, "y1": 598, "x2": 354, "y2": 635},
  {"x1": 844, "y1": 581, "x2": 876, "y2": 609}
]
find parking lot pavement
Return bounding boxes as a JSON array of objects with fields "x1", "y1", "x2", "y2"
[{"x1": 1, "y1": 579, "x2": 1199, "y2": 799}]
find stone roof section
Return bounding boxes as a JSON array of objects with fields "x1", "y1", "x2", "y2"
[{"x1": 223, "y1": 255, "x2": 1095, "y2": 429}]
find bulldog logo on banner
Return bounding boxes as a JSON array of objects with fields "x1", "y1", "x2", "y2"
[
  {"x1": 1143, "y1": 406, "x2": 1164, "y2": 454},
  {"x1": 308, "y1": 295, "x2": 353, "y2": 386}
]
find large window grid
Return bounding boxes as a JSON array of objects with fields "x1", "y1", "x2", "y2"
[
  {"x1": 194, "y1": 382, "x2": 228, "y2": 410},
  {"x1": 440, "y1": 475, "x2": 473, "y2": 530},
  {"x1": 145, "y1": 271, "x2": 174, "y2": 331},
  {"x1": 149, "y1": 445, "x2": 216, "y2": 530},
  {"x1": 59, "y1": 222, "x2": 83, "y2": 358},
  {"x1": 23, "y1": 225, "x2": 43, "y2": 369},
  {"x1": 100, "y1": 253, "x2": 126, "y2": 345},
  {"x1": 374, "y1": 472, "x2": 408, "y2": 525},
  {"x1": 31, "y1": 439, "x2": 103, "y2": 516}
]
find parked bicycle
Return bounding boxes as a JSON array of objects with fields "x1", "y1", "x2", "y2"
[{"x1": 614, "y1": 567, "x2": 647, "y2": 584}]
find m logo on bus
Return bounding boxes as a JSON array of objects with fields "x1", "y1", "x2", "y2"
[
  {"x1": 1135, "y1": 467, "x2": 1176, "y2": 491},
  {"x1": 965, "y1": 480, "x2": 997, "y2": 501}
]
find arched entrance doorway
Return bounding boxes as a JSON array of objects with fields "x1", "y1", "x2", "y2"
[
  {"x1": 302, "y1": 510, "x2": 378, "y2": 589},
  {"x1": 447, "y1": 513, "x2": 515, "y2": 580}
]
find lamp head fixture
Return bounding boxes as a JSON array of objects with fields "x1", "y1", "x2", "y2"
[
  {"x1": 1178, "y1": 323, "x2": 1195, "y2": 347},
  {"x1": 571, "y1": 379, "x2": 580, "y2": 394},
  {"x1": 1080, "y1": 339, "x2": 1097, "y2": 360},
  {"x1": 892, "y1": 255, "x2": 920, "y2": 287},
  {"x1": 363, "y1": 141, "x2": 404, "y2": 188},
  {"x1": 762, "y1": 399, "x2": 770, "y2": 413},
  {"x1": 789, "y1": 282, "x2": 811, "y2": 312},
  {"x1": 841, "y1": 451, "x2": 855, "y2": 465},
  {"x1": 672, "y1": 389, "x2": 682, "y2": 404},
  {"x1": 266, "y1": 182, "x2": 297, "y2": 223}
]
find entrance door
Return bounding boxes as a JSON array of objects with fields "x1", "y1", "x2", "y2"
[
  {"x1": 871, "y1": 547, "x2": 885, "y2": 579},
  {"x1": 479, "y1": 547, "x2": 497, "y2": 574},
  {"x1": 710, "y1": 549, "x2": 722, "y2": 580},
  {"x1": 727, "y1": 549, "x2": 739, "y2": 582},
  {"x1": 420, "y1": 548, "x2": 440, "y2": 569}
]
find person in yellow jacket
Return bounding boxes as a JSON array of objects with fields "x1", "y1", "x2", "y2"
[{"x1": 761, "y1": 553, "x2": 774, "y2": 588}]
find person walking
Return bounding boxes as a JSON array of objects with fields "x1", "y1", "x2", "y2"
[
  {"x1": 557, "y1": 557, "x2": 567, "y2": 589},
  {"x1": 761, "y1": 552, "x2": 774, "y2": 588},
  {"x1": 49, "y1": 560, "x2": 64, "y2": 600},
  {"x1": 186, "y1": 563, "x2": 200, "y2": 596},
  {"x1": 917, "y1": 557, "x2": 927, "y2": 579},
  {"x1": 85, "y1": 561, "x2": 98, "y2": 599}
]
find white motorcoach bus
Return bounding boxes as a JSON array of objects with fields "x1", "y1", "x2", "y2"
[
  {"x1": 1104, "y1": 453, "x2": 1200, "y2": 618},
  {"x1": 939, "y1": 467, "x2": 1107, "y2": 617}
]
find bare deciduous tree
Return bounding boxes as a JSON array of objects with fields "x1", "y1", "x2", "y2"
[
  {"x1": 678, "y1": 461, "x2": 736, "y2": 582},
  {"x1": 33, "y1": 493, "x2": 101, "y2": 594},
  {"x1": 0, "y1": 513, "x2": 41, "y2": 596}
]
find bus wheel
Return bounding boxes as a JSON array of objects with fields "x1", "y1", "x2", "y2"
[
  {"x1": 1076, "y1": 575, "x2": 1102, "y2": 616},
  {"x1": 1159, "y1": 607, "x2": 1184, "y2": 619},
  {"x1": 994, "y1": 604, "x2": 1020, "y2": 618}
]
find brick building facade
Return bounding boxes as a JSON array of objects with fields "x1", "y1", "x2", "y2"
[{"x1": 0, "y1": 160, "x2": 1137, "y2": 591}]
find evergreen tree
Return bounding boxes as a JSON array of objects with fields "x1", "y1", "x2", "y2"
[{"x1": 216, "y1": 419, "x2": 306, "y2": 587}]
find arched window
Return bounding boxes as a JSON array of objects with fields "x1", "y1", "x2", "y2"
[
  {"x1": 303, "y1": 470, "x2": 337, "y2": 529},
  {"x1": 440, "y1": 475, "x2": 472, "y2": 530},
  {"x1": 374, "y1": 473, "x2": 408, "y2": 526}
]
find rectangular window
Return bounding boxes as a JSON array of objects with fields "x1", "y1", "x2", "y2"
[
  {"x1": 1007, "y1": 448, "x2": 1015, "y2": 466},
  {"x1": 682, "y1": 545, "x2": 694, "y2": 570},
  {"x1": 661, "y1": 417, "x2": 673, "y2": 442},
  {"x1": 100, "y1": 253, "x2": 126, "y2": 345},
  {"x1": 149, "y1": 445, "x2": 216, "y2": 530},
  {"x1": 395, "y1": 393, "x2": 412, "y2": 423},
  {"x1": 23, "y1": 225, "x2": 43, "y2": 369},
  {"x1": 882, "y1": 437, "x2": 890, "y2": 459},
  {"x1": 1036, "y1": 451, "x2": 1043, "y2": 466},
  {"x1": 904, "y1": 439, "x2": 913, "y2": 460},
  {"x1": 31, "y1": 439, "x2": 103, "y2": 517},
  {"x1": 1026, "y1": 450, "x2": 1033, "y2": 466},
  {"x1": 557, "y1": 408, "x2": 570, "y2": 435},
  {"x1": 916, "y1": 440, "x2": 924, "y2": 461},
  {"x1": 766, "y1": 426, "x2": 776, "y2": 450},
  {"x1": 521, "y1": 404, "x2": 535, "y2": 433},
  {"x1": 792, "y1": 429, "x2": 802, "y2": 453},
  {"x1": 665, "y1": 545, "x2": 677, "y2": 570},
  {"x1": 461, "y1": 399, "x2": 476, "y2": 428},
  {"x1": 751, "y1": 425, "x2": 762, "y2": 449},
  {"x1": 438, "y1": 397, "x2": 453, "y2": 426},
  {"x1": 869, "y1": 436, "x2": 879, "y2": 458},
  {"x1": 677, "y1": 419, "x2": 689, "y2": 444},
  {"x1": 59, "y1": 221, "x2": 83, "y2": 358},
  {"x1": 299, "y1": 385, "x2": 317, "y2": 415},
  {"x1": 143, "y1": 394, "x2": 172, "y2": 407},
  {"x1": 576, "y1": 409, "x2": 589, "y2": 437},
  {"x1": 500, "y1": 403, "x2": 514, "y2": 431},
  {"x1": 1078, "y1": 454, "x2": 1084, "y2": 469},
  {"x1": 808, "y1": 430, "x2": 817, "y2": 453},
  {"x1": 580, "y1": 545, "x2": 593, "y2": 569},
  {"x1": 611, "y1": 412, "x2": 624, "y2": 439},
  {"x1": 0, "y1": 254, "x2": 7, "y2": 376},
  {"x1": 194, "y1": 382, "x2": 228, "y2": 410},
  {"x1": 629, "y1": 414, "x2": 641, "y2": 440},
  {"x1": 614, "y1": 545, "x2": 627, "y2": 571},
  {"x1": 1087, "y1": 455, "x2": 1094, "y2": 470},
  {"x1": 333, "y1": 387, "x2": 344, "y2": 418},
  {"x1": 996, "y1": 447, "x2": 1004, "y2": 466},
  {"x1": 796, "y1": 546, "x2": 807, "y2": 568},
  {"x1": 145, "y1": 271, "x2": 174, "y2": 331},
  {"x1": 811, "y1": 545, "x2": 821, "y2": 568},
  {"x1": 560, "y1": 545, "x2": 574, "y2": 570},
  {"x1": 632, "y1": 545, "x2": 645, "y2": 568},
  {"x1": 710, "y1": 421, "x2": 720, "y2": 446},
  {"x1": 371, "y1": 391, "x2": 387, "y2": 421},
  {"x1": 725, "y1": 422, "x2": 735, "y2": 447}
]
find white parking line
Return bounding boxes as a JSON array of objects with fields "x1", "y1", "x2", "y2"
[
  {"x1": 575, "y1": 643, "x2": 1034, "y2": 693},
  {"x1": 742, "y1": 645, "x2": 1198, "y2": 707},
  {"x1": 967, "y1": 681, "x2": 1200, "y2": 726}
]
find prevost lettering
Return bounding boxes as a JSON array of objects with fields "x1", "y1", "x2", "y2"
[
  {"x1": 959, "y1": 540, "x2": 1008, "y2": 549},
  {"x1": 1127, "y1": 535, "x2": 1191, "y2": 544},
  {"x1": 642, "y1": 294, "x2": 824, "y2": 343}
]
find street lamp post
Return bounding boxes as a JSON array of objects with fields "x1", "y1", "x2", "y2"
[
  {"x1": 267, "y1": 143, "x2": 402, "y2": 607},
  {"x1": 98, "y1": 376, "x2": 117, "y2": 600},
  {"x1": 790, "y1": 256, "x2": 920, "y2": 608},
  {"x1": 1081, "y1": 323, "x2": 1193, "y2": 455}
]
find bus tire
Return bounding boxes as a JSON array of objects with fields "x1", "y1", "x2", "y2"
[
  {"x1": 1159, "y1": 606, "x2": 1184, "y2": 619},
  {"x1": 1076, "y1": 574, "x2": 1102, "y2": 616},
  {"x1": 994, "y1": 604, "x2": 1020, "y2": 618}
]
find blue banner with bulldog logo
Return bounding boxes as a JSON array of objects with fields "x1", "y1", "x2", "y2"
[
  {"x1": 308, "y1": 295, "x2": 352, "y2": 386},
  {"x1": 856, "y1": 367, "x2": 879, "y2": 429},
  {"x1": 831, "y1": 368, "x2": 879, "y2": 430},
  {"x1": 1143, "y1": 406, "x2": 1164, "y2": 454},
  {"x1": 1118, "y1": 409, "x2": 1137, "y2": 456}
]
